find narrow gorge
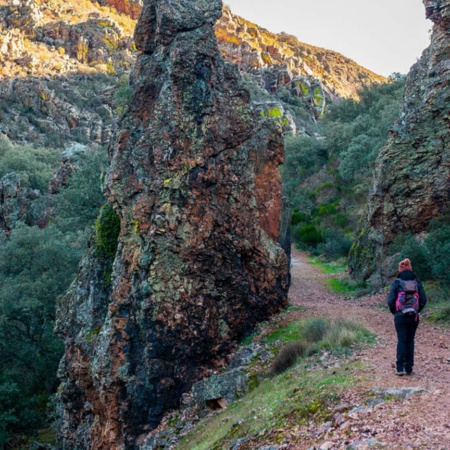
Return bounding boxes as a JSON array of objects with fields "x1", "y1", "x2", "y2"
[{"x1": 349, "y1": 0, "x2": 450, "y2": 284}]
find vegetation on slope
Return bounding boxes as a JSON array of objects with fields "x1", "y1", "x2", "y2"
[
  {"x1": 282, "y1": 75, "x2": 406, "y2": 260},
  {"x1": 0, "y1": 146, "x2": 106, "y2": 448},
  {"x1": 178, "y1": 317, "x2": 374, "y2": 450}
]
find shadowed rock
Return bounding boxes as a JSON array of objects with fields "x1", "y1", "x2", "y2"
[{"x1": 55, "y1": 0, "x2": 290, "y2": 448}]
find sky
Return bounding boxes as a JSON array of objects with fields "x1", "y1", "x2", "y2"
[{"x1": 224, "y1": 0, "x2": 431, "y2": 77}]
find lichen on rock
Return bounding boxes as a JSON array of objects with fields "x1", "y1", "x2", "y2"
[{"x1": 55, "y1": 0, "x2": 290, "y2": 448}]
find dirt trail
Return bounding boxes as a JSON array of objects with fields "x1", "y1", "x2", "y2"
[{"x1": 288, "y1": 250, "x2": 450, "y2": 450}]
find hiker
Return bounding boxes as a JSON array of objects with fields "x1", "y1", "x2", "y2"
[{"x1": 387, "y1": 258, "x2": 427, "y2": 376}]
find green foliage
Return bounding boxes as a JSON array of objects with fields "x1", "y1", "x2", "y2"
[
  {"x1": 114, "y1": 74, "x2": 133, "y2": 115},
  {"x1": 295, "y1": 224, "x2": 324, "y2": 246},
  {"x1": 282, "y1": 78, "x2": 405, "y2": 261},
  {"x1": 0, "y1": 136, "x2": 60, "y2": 191},
  {"x1": 0, "y1": 225, "x2": 82, "y2": 440},
  {"x1": 0, "y1": 145, "x2": 106, "y2": 445},
  {"x1": 55, "y1": 147, "x2": 107, "y2": 231},
  {"x1": 95, "y1": 205, "x2": 120, "y2": 260},
  {"x1": 428, "y1": 304, "x2": 450, "y2": 324},
  {"x1": 391, "y1": 221, "x2": 450, "y2": 284}
]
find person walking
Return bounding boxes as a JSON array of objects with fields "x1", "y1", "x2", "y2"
[{"x1": 387, "y1": 258, "x2": 427, "y2": 376}]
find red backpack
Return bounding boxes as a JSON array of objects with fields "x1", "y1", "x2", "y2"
[{"x1": 396, "y1": 280, "x2": 419, "y2": 316}]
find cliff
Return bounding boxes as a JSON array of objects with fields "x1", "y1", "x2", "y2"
[
  {"x1": 349, "y1": 0, "x2": 450, "y2": 283},
  {"x1": 54, "y1": 0, "x2": 290, "y2": 448}
]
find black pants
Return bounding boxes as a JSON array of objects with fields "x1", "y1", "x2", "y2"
[{"x1": 394, "y1": 312, "x2": 419, "y2": 373}]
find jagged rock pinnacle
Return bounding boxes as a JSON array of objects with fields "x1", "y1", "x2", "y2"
[{"x1": 55, "y1": 0, "x2": 290, "y2": 448}]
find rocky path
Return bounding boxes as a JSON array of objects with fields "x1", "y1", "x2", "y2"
[{"x1": 288, "y1": 250, "x2": 450, "y2": 450}]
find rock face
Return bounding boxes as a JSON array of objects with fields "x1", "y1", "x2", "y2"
[
  {"x1": 0, "y1": 171, "x2": 50, "y2": 238},
  {"x1": 55, "y1": 0, "x2": 290, "y2": 448},
  {"x1": 349, "y1": 0, "x2": 450, "y2": 282},
  {"x1": 0, "y1": 172, "x2": 33, "y2": 236}
]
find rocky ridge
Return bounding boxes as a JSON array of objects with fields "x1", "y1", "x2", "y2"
[
  {"x1": 349, "y1": 0, "x2": 450, "y2": 283},
  {"x1": 217, "y1": 6, "x2": 385, "y2": 100},
  {"x1": 0, "y1": 0, "x2": 385, "y2": 147},
  {"x1": 55, "y1": 0, "x2": 290, "y2": 448}
]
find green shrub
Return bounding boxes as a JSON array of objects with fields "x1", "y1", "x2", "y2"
[
  {"x1": 300, "y1": 318, "x2": 330, "y2": 343},
  {"x1": 318, "y1": 229, "x2": 352, "y2": 259},
  {"x1": 391, "y1": 221, "x2": 450, "y2": 284},
  {"x1": 0, "y1": 136, "x2": 60, "y2": 191},
  {"x1": 428, "y1": 304, "x2": 450, "y2": 324},
  {"x1": 114, "y1": 74, "x2": 133, "y2": 114},
  {"x1": 296, "y1": 224, "x2": 324, "y2": 246},
  {"x1": 271, "y1": 341, "x2": 308, "y2": 375},
  {"x1": 291, "y1": 209, "x2": 309, "y2": 225},
  {"x1": 95, "y1": 205, "x2": 121, "y2": 260},
  {"x1": 55, "y1": 147, "x2": 107, "y2": 231}
]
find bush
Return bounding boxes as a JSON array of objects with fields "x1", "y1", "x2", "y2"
[
  {"x1": 318, "y1": 230, "x2": 352, "y2": 259},
  {"x1": 300, "y1": 318, "x2": 330, "y2": 343},
  {"x1": 391, "y1": 221, "x2": 450, "y2": 284},
  {"x1": 269, "y1": 318, "x2": 375, "y2": 377},
  {"x1": 0, "y1": 136, "x2": 60, "y2": 191},
  {"x1": 295, "y1": 224, "x2": 324, "y2": 247},
  {"x1": 271, "y1": 341, "x2": 309, "y2": 375}
]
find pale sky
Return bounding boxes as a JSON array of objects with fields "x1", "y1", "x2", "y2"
[{"x1": 224, "y1": 0, "x2": 431, "y2": 77}]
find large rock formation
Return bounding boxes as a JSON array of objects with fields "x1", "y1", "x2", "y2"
[
  {"x1": 349, "y1": 0, "x2": 450, "y2": 283},
  {"x1": 55, "y1": 0, "x2": 290, "y2": 448}
]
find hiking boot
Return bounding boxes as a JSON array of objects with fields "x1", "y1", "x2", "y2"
[
  {"x1": 405, "y1": 371, "x2": 413, "y2": 376},
  {"x1": 396, "y1": 370, "x2": 405, "y2": 376}
]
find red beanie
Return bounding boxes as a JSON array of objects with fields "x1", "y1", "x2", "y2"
[{"x1": 398, "y1": 258, "x2": 413, "y2": 272}]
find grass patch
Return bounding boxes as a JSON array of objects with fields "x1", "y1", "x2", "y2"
[
  {"x1": 327, "y1": 276, "x2": 367, "y2": 295},
  {"x1": 176, "y1": 318, "x2": 374, "y2": 449},
  {"x1": 264, "y1": 317, "x2": 374, "y2": 348},
  {"x1": 309, "y1": 257, "x2": 347, "y2": 274},
  {"x1": 177, "y1": 363, "x2": 356, "y2": 450},
  {"x1": 268, "y1": 318, "x2": 375, "y2": 374},
  {"x1": 426, "y1": 303, "x2": 450, "y2": 325}
]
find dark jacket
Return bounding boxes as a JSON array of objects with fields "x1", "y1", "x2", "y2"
[{"x1": 386, "y1": 270, "x2": 427, "y2": 315}]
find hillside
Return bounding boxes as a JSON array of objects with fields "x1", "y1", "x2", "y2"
[
  {"x1": 217, "y1": 6, "x2": 385, "y2": 99},
  {"x1": 0, "y1": 0, "x2": 385, "y2": 147}
]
